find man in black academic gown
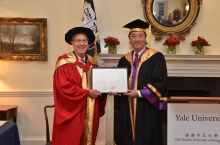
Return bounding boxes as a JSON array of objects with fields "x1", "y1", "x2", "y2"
[{"x1": 113, "y1": 19, "x2": 168, "y2": 145}]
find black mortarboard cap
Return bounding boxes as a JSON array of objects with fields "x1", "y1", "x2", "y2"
[
  {"x1": 123, "y1": 19, "x2": 149, "y2": 33},
  {"x1": 65, "y1": 27, "x2": 95, "y2": 45}
]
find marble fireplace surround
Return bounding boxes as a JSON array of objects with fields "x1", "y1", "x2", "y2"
[{"x1": 99, "y1": 54, "x2": 220, "y2": 144}]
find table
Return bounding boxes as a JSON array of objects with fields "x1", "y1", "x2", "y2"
[
  {"x1": 0, "y1": 105, "x2": 17, "y2": 123},
  {"x1": 0, "y1": 121, "x2": 20, "y2": 145}
]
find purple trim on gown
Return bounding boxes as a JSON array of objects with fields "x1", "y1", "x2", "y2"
[
  {"x1": 130, "y1": 49, "x2": 147, "y2": 119},
  {"x1": 140, "y1": 86, "x2": 167, "y2": 110},
  {"x1": 131, "y1": 48, "x2": 147, "y2": 89}
]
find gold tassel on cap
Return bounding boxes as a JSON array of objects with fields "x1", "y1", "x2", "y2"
[{"x1": 147, "y1": 25, "x2": 152, "y2": 45}]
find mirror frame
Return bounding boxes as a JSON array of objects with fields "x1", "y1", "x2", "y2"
[{"x1": 141, "y1": 0, "x2": 202, "y2": 40}]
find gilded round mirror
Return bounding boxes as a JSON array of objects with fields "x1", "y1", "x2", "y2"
[{"x1": 141, "y1": 0, "x2": 202, "y2": 40}]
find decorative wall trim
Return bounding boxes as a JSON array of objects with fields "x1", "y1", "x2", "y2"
[
  {"x1": 20, "y1": 136, "x2": 46, "y2": 141},
  {"x1": 0, "y1": 91, "x2": 53, "y2": 97},
  {"x1": 20, "y1": 136, "x2": 105, "y2": 145}
]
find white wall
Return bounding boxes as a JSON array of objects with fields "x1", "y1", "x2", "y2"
[{"x1": 0, "y1": 0, "x2": 219, "y2": 144}]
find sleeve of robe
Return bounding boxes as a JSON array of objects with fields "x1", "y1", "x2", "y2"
[
  {"x1": 140, "y1": 52, "x2": 168, "y2": 110},
  {"x1": 53, "y1": 63, "x2": 89, "y2": 124},
  {"x1": 53, "y1": 63, "x2": 107, "y2": 124}
]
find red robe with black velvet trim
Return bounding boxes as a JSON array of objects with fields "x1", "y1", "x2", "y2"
[{"x1": 51, "y1": 53, "x2": 107, "y2": 145}]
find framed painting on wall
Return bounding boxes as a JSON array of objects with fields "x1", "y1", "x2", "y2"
[{"x1": 0, "y1": 17, "x2": 47, "y2": 61}]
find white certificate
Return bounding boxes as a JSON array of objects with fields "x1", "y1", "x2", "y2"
[{"x1": 91, "y1": 67, "x2": 128, "y2": 93}]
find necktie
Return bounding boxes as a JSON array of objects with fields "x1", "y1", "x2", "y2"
[
  {"x1": 133, "y1": 53, "x2": 139, "y2": 66},
  {"x1": 80, "y1": 58, "x2": 85, "y2": 63}
]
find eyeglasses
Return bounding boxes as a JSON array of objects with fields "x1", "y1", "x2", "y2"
[{"x1": 72, "y1": 39, "x2": 88, "y2": 43}]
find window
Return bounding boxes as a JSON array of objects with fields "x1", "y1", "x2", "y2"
[
  {"x1": 183, "y1": 4, "x2": 187, "y2": 16},
  {"x1": 158, "y1": 3, "x2": 164, "y2": 16}
]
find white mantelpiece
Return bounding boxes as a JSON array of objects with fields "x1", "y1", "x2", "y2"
[{"x1": 99, "y1": 54, "x2": 220, "y2": 77}]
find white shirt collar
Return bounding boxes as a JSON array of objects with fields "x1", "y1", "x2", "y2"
[
  {"x1": 75, "y1": 54, "x2": 85, "y2": 63},
  {"x1": 133, "y1": 47, "x2": 145, "y2": 60}
]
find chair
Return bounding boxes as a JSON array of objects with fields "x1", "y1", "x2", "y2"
[{"x1": 44, "y1": 105, "x2": 54, "y2": 145}]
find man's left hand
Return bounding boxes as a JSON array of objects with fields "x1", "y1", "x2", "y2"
[{"x1": 123, "y1": 90, "x2": 139, "y2": 98}]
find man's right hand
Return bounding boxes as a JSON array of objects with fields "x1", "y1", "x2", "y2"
[
  {"x1": 89, "y1": 89, "x2": 102, "y2": 98},
  {"x1": 109, "y1": 92, "x2": 121, "y2": 96}
]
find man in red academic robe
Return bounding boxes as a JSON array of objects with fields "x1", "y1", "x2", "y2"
[{"x1": 51, "y1": 27, "x2": 107, "y2": 145}]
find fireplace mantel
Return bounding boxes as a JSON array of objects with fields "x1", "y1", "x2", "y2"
[{"x1": 99, "y1": 54, "x2": 220, "y2": 77}]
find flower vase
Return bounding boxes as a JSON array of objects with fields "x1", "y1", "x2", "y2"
[
  {"x1": 108, "y1": 45, "x2": 117, "y2": 54},
  {"x1": 167, "y1": 45, "x2": 176, "y2": 54},
  {"x1": 195, "y1": 46, "x2": 204, "y2": 55}
]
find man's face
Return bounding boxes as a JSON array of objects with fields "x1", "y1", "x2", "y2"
[
  {"x1": 71, "y1": 33, "x2": 88, "y2": 57},
  {"x1": 129, "y1": 31, "x2": 146, "y2": 52}
]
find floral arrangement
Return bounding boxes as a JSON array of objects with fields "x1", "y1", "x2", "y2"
[
  {"x1": 163, "y1": 36, "x2": 180, "y2": 54},
  {"x1": 163, "y1": 36, "x2": 180, "y2": 47},
  {"x1": 191, "y1": 36, "x2": 211, "y2": 48},
  {"x1": 104, "y1": 36, "x2": 120, "y2": 48},
  {"x1": 191, "y1": 36, "x2": 211, "y2": 54}
]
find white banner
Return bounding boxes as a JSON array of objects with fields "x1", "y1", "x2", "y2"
[{"x1": 168, "y1": 104, "x2": 220, "y2": 145}]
